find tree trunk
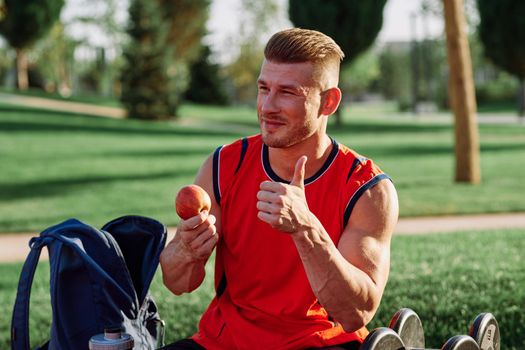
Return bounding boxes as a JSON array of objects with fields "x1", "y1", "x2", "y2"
[
  {"x1": 16, "y1": 48, "x2": 29, "y2": 91},
  {"x1": 443, "y1": 0, "x2": 481, "y2": 184}
]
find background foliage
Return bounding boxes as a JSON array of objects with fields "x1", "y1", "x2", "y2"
[
  {"x1": 0, "y1": 0, "x2": 64, "y2": 89},
  {"x1": 119, "y1": 0, "x2": 176, "y2": 120},
  {"x1": 288, "y1": 0, "x2": 387, "y2": 124},
  {"x1": 0, "y1": 0, "x2": 64, "y2": 49},
  {"x1": 477, "y1": 0, "x2": 525, "y2": 115}
]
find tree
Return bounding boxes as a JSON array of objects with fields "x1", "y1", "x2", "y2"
[
  {"x1": 61, "y1": 0, "x2": 128, "y2": 97},
  {"x1": 120, "y1": 0, "x2": 175, "y2": 120},
  {"x1": 121, "y1": 0, "x2": 209, "y2": 119},
  {"x1": 477, "y1": 0, "x2": 525, "y2": 116},
  {"x1": 378, "y1": 46, "x2": 412, "y2": 109},
  {"x1": 443, "y1": 0, "x2": 481, "y2": 184},
  {"x1": 160, "y1": 0, "x2": 209, "y2": 64},
  {"x1": 185, "y1": 45, "x2": 229, "y2": 105},
  {"x1": 340, "y1": 50, "x2": 380, "y2": 99},
  {"x1": 30, "y1": 22, "x2": 77, "y2": 95},
  {"x1": 224, "y1": 0, "x2": 283, "y2": 104},
  {"x1": 159, "y1": 0, "x2": 210, "y2": 113},
  {"x1": 289, "y1": 0, "x2": 387, "y2": 125},
  {"x1": 0, "y1": 0, "x2": 64, "y2": 90},
  {"x1": 225, "y1": 41, "x2": 265, "y2": 103}
]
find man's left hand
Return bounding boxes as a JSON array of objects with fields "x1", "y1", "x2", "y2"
[{"x1": 257, "y1": 156, "x2": 312, "y2": 233}]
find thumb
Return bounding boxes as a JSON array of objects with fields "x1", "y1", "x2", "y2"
[{"x1": 291, "y1": 155, "x2": 307, "y2": 188}]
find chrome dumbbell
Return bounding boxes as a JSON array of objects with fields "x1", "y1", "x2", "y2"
[{"x1": 360, "y1": 308, "x2": 501, "y2": 350}]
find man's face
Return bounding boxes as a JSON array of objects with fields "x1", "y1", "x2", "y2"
[{"x1": 256, "y1": 60, "x2": 324, "y2": 148}]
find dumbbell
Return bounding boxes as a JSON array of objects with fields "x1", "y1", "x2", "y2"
[
  {"x1": 360, "y1": 308, "x2": 501, "y2": 350},
  {"x1": 388, "y1": 308, "x2": 425, "y2": 348},
  {"x1": 389, "y1": 308, "x2": 500, "y2": 350},
  {"x1": 361, "y1": 308, "x2": 479, "y2": 349},
  {"x1": 388, "y1": 308, "x2": 500, "y2": 350},
  {"x1": 468, "y1": 313, "x2": 500, "y2": 350},
  {"x1": 360, "y1": 327, "x2": 480, "y2": 350}
]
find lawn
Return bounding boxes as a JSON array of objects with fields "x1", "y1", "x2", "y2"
[
  {"x1": 1, "y1": 99, "x2": 523, "y2": 348},
  {"x1": 0, "y1": 103, "x2": 243, "y2": 232},
  {"x1": 0, "y1": 229, "x2": 523, "y2": 349},
  {"x1": 1, "y1": 100, "x2": 525, "y2": 232}
]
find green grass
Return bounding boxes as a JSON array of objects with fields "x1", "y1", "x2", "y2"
[
  {"x1": 1, "y1": 100, "x2": 525, "y2": 232},
  {"x1": 328, "y1": 114, "x2": 525, "y2": 217},
  {"x1": 0, "y1": 229, "x2": 523, "y2": 348},
  {"x1": 0, "y1": 104, "x2": 243, "y2": 232},
  {"x1": 373, "y1": 229, "x2": 524, "y2": 349}
]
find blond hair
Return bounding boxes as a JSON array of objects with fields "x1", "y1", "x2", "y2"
[{"x1": 264, "y1": 28, "x2": 345, "y2": 64}]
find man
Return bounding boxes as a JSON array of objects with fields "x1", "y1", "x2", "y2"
[{"x1": 160, "y1": 28, "x2": 398, "y2": 350}]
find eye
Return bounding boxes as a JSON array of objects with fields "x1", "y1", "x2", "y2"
[{"x1": 258, "y1": 85, "x2": 269, "y2": 93}]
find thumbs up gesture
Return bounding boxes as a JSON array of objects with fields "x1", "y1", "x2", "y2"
[
  {"x1": 257, "y1": 156, "x2": 312, "y2": 233},
  {"x1": 290, "y1": 155, "x2": 307, "y2": 189}
]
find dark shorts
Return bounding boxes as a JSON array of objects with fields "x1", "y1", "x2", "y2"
[
  {"x1": 159, "y1": 339, "x2": 360, "y2": 350},
  {"x1": 158, "y1": 339, "x2": 205, "y2": 350}
]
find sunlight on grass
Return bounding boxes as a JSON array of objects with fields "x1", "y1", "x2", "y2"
[{"x1": 1, "y1": 101, "x2": 525, "y2": 232}]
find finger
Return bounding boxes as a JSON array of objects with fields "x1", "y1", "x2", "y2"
[
  {"x1": 256, "y1": 200, "x2": 280, "y2": 214},
  {"x1": 257, "y1": 211, "x2": 280, "y2": 227},
  {"x1": 290, "y1": 155, "x2": 307, "y2": 188},
  {"x1": 208, "y1": 214, "x2": 216, "y2": 226},
  {"x1": 257, "y1": 210, "x2": 271, "y2": 224},
  {"x1": 179, "y1": 214, "x2": 215, "y2": 245},
  {"x1": 193, "y1": 233, "x2": 219, "y2": 259},
  {"x1": 189, "y1": 224, "x2": 217, "y2": 250},
  {"x1": 259, "y1": 180, "x2": 284, "y2": 193},
  {"x1": 257, "y1": 189, "x2": 280, "y2": 203},
  {"x1": 179, "y1": 210, "x2": 208, "y2": 230}
]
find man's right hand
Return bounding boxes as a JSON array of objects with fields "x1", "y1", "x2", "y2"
[
  {"x1": 160, "y1": 153, "x2": 220, "y2": 295},
  {"x1": 175, "y1": 210, "x2": 218, "y2": 261},
  {"x1": 160, "y1": 210, "x2": 218, "y2": 295}
]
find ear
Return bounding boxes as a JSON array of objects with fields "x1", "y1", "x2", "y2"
[{"x1": 320, "y1": 87, "x2": 342, "y2": 116}]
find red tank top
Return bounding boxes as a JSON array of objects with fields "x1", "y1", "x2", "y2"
[{"x1": 192, "y1": 135, "x2": 389, "y2": 350}]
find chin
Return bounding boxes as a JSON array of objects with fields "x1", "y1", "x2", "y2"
[
  {"x1": 262, "y1": 134, "x2": 297, "y2": 148},
  {"x1": 262, "y1": 134, "x2": 289, "y2": 148},
  {"x1": 261, "y1": 125, "x2": 313, "y2": 148}
]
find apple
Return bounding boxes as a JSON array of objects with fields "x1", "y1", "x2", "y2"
[{"x1": 175, "y1": 184, "x2": 211, "y2": 219}]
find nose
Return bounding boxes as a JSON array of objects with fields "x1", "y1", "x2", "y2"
[{"x1": 259, "y1": 91, "x2": 279, "y2": 115}]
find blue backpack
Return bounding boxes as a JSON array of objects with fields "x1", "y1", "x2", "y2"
[{"x1": 11, "y1": 215, "x2": 167, "y2": 350}]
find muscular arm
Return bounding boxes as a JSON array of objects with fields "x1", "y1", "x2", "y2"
[
  {"x1": 292, "y1": 179, "x2": 398, "y2": 332},
  {"x1": 159, "y1": 154, "x2": 221, "y2": 295},
  {"x1": 257, "y1": 156, "x2": 398, "y2": 332}
]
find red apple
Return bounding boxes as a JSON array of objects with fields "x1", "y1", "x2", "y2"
[{"x1": 175, "y1": 184, "x2": 211, "y2": 219}]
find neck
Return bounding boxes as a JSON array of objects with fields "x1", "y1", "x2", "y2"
[{"x1": 268, "y1": 133, "x2": 333, "y2": 181}]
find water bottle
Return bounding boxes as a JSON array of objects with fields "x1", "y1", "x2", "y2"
[{"x1": 89, "y1": 328, "x2": 134, "y2": 350}]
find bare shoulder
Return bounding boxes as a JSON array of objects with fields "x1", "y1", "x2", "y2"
[
  {"x1": 345, "y1": 179, "x2": 398, "y2": 242},
  {"x1": 337, "y1": 179, "x2": 398, "y2": 285}
]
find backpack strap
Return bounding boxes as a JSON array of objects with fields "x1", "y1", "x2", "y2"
[
  {"x1": 11, "y1": 233, "x2": 137, "y2": 350},
  {"x1": 11, "y1": 236, "x2": 51, "y2": 350},
  {"x1": 44, "y1": 232, "x2": 135, "y2": 304}
]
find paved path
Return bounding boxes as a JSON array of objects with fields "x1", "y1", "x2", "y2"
[
  {"x1": 1, "y1": 212, "x2": 524, "y2": 263},
  {"x1": 0, "y1": 92, "x2": 126, "y2": 118}
]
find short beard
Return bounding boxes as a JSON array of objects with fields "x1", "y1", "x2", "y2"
[{"x1": 260, "y1": 119, "x2": 314, "y2": 149}]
